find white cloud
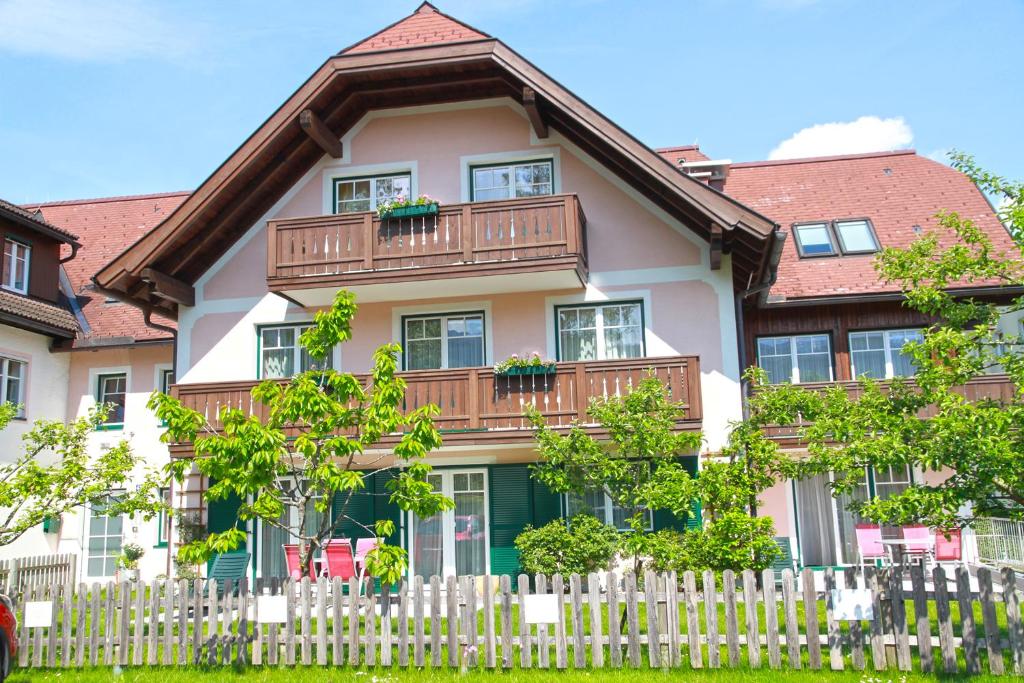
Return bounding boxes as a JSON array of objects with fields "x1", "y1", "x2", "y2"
[
  {"x1": 0, "y1": 0, "x2": 201, "y2": 62},
  {"x1": 768, "y1": 116, "x2": 914, "y2": 160}
]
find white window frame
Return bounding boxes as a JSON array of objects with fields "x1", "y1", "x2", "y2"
[
  {"x1": 258, "y1": 323, "x2": 336, "y2": 379},
  {"x1": 756, "y1": 333, "x2": 834, "y2": 384},
  {"x1": 469, "y1": 158, "x2": 555, "y2": 202},
  {"x1": 402, "y1": 312, "x2": 486, "y2": 370},
  {"x1": 96, "y1": 371, "x2": 128, "y2": 428},
  {"x1": 0, "y1": 356, "x2": 27, "y2": 418},
  {"x1": 85, "y1": 492, "x2": 124, "y2": 579},
  {"x1": 564, "y1": 491, "x2": 653, "y2": 532},
  {"x1": 332, "y1": 172, "x2": 412, "y2": 214},
  {"x1": 555, "y1": 301, "x2": 645, "y2": 361},
  {"x1": 3, "y1": 238, "x2": 31, "y2": 294},
  {"x1": 792, "y1": 222, "x2": 837, "y2": 258},
  {"x1": 833, "y1": 219, "x2": 880, "y2": 254},
  {"x1": 407, "y1": 468, "x2": 490, "y2": 580},
  {"x1": 849, "y1": 328, "x2": 924, "y2": 379}
]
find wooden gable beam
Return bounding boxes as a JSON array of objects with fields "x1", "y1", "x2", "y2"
[
  {"x1": 141, "y1": 268, "x2": 195, "y2": 307},
  {"x1": 299, "y1": 109, "x2": 344, "y2": 159},
  {"x1": 522, "y1": 86, "x2": 548, "y2": 139},
  {"x1": 709, "y1": 223, "x2": 723, "y2": 271}
]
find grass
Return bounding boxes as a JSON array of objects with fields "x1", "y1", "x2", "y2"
[{"x1": 5, "y1": 666, "x2": 1012, "y2": 683}]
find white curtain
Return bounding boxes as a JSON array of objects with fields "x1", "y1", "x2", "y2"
[{"x1": 795, "y1": 475, "x2": 838, "y2": 567}]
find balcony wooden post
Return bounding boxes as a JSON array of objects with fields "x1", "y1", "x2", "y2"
[
  {"x1": 564, "y1": 197, "x2": 579, "y2": 257},
  {"x1": 362, "y1": 214, "x2": 374, "y2": 270},
  {"x1": 461, "y1": 205, "x2": 473, "y2": 262},
  {"x1": 685, "y1": 359, "x2": 702, "y2": 421},
  {"x1": 467, "y1": 369, "x2": 481, "y2": 430},
  {"x1": 574, "y1": 364, "x2": 588, "y2": 421},
  {"x1": 266, "y1": 221, "x2": 278, "y2": 278}
]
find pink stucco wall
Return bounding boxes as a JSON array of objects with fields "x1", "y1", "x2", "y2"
[{"x1": 67, "y1": 345, "x2": 173, "y2": 420}]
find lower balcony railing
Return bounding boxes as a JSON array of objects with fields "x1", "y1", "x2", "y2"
[
  {"x1": 760, "y1": 372, "x2": 1015, "y2": 442},
  {"x1": 168, "y1": 355, "x2": 702, "y2": 450}
]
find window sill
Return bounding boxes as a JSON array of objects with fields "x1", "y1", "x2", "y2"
[
  {"x1": 95, "y1": 424, "x2": 124, "y2": 432},
  {"x1": 153, "y1": 542, "x2": 168, "y2": 549},
  {"x1": 0, "y1": 285, "x2": 28, "y2": 296}
]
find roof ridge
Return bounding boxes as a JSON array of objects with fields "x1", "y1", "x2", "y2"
[
  {"x1": 337, "y1": 2, "x2": 490, "y2": 55},
  {"x1": 654, "y1": 145, "x2": 701, "y2": 153},
  {"x1": 24, "y1": 190, "x2": 192, "y2": 208},
  {"x1": 732, "y1": 149, "x2": 917, "y2": 169}
]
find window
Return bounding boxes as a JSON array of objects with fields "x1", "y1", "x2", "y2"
[
  {"x1": 566, "y1": 490, "x2": 652, "y2": 532},
  {"x1": 155, "y1": 487, "x2": 171, "y2": 547},
  {"x1": 834, "y1": 219, "x2": 879, "y2": 254},
  {"x1": 404, "y1": 313, "x2": 485, "y2": 370},
  {"x1": 159, "y1": 368, "x2": 174, "y2": 394},
  {"x1": 849, "y1": 329, "x2": 924, "y2": 379},
  {"x1": 0, "y1": 356, "x2": 26, "y2": 418},
  {"x1": 557, "y1": 302, "x2": 644, "y2": 361},
  {"x1": 333, "y1": 174, "x2": 411, "y2": 214},
  {"x1": 756, "y1": 334, "x2": 833, "y2": 384},
  {"x1": 793, "y1": 223, "x2": 836, "y2": 257},
  {"x1": 87, "y1": 495, "x2": 123, "y2": 577},
  {"x1": 471, "y1": 160, "x2": 553, "y2": 201},
  {"x1": 97, "y1": 373, "x2": 127, "y2": 427},
  {"x1": 260, "y1": 324, "x2": 334, "y2": 379},
  {"x1": 2, "y1": 239, "x2": 30, "y2": 294}
]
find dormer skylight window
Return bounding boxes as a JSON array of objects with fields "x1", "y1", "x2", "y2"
[
  {"x1": 834, "y1": 219, "x2": 880, "y2": 254},
  {"x1": 793, "y1": 223, "x2": 836, "y2": 257},
  {"x1": 793, "y1": 219, "x2": 880, "y2": 258}
]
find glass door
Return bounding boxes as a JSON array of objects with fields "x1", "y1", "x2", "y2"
[{"x1": 411, "y1": 469, "x2": 488, "y2": 579}]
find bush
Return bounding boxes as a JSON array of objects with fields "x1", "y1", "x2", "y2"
[
  {"x1": 635, "y1": 529, "x2": 691, "y2": 574},
  {"x1": 515, "y1": 514, "x2": 620, "y2": 575},
  {"x1": 682, "y1": 511, "x2": 779, "y2": 572}
]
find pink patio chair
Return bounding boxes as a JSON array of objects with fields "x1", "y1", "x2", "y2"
[
  {"x1": 355, "y1": 537, "x2": 379, "y2": 586},
  {"x1": 934, "y1": 528, "x2": 962, "y2": 564},
  {"x1": 322, "y1": 539, "x2": 357, "y2": 582},
  {"x1": 283, "y1": 543, "x2": 317, "y2": 581},
  {"x1": 855, "y1": 524, "x2": 887, "y2": 566},
  {"x1": 900, "y1": 525, "x2": 933, "y2": 566}
]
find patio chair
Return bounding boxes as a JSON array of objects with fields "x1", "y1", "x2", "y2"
[
  {"x1": 771, "y1": 536, "x2": 797, "y2": 583},
  {"x1": 355, "y1": 537, "x2": 380, "y2": 592},
  {"x1": 854, "y1": 524, "x2": 887, "y2": 566},
  {"x1": 323, "y1": 539, "x2": 357, "y2": 582},
  {"x1": 283, "y1": 543, "x2": 317, "y2": 581},
  {"x1": 934, "y1": 528, "x2": 962, "y2": 564},
  {"x1": 900, "y1": 525, "x2": 933, "y2": 566},
  {"x1": 203, "y1": 551, "x2": 250, "y2": 598}
]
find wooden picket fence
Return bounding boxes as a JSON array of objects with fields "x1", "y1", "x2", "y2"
[
  {"x1": 0, "y1": 553, "x2": 76, "y2": 599},
  {"x1": 11, "y1": 564, "x2": 1024, "y2": 675}
]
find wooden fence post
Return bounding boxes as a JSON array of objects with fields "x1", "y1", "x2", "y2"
[
  {"x1": 801, "y1": 568, "x2": 822, "y2": 670},
  {"x1": 780, "y1": 569, "x2": 800, "y2": 670},
  {"x1": 742, "y1": 570, "x2": 761, "y2": 668},
  {"x1": 823, "y1": 568, "x2": 843, "y2": 670},
  {"x1": 762, "y1": 569, "x2": 781, "y2": 669},
  {"x1": 956, "y1": 565, "x2": 980, "y2": 674},
  {"x1": 1001, "y1": 566, "x2": 1024, "y2": 675},
  {"x1": 977, "y1": 567, "x2": 1004, "y2": 675}
]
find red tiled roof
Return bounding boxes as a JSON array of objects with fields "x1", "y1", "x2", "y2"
[
  {"x1": 25, "y1": 192, "x2": 189, "y2": 345},
  {"x1": 0, "y1": 289, "x2": 78, "y2": 336},
  {"x1": 722, "y1": 150, "x2": 1014, "y2": 302},
  {"x1": 655, "y1": 145, "x2": 711, "y2": 165},
  {"x1": 341, "y1": 2, "x2": 489, "y2": 55},
  {"x1": 0, "y1": 197, "x2": 79, "y2": 243}
]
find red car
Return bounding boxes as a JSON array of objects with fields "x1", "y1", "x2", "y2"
[{"x1": 0, "y1": 593, "x2": 15, "y2": 682}]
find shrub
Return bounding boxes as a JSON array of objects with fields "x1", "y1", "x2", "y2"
[
  {"x1": 634, "y1": 528, "x2": 691, "y2": 574},
  {"x1": 681, "y1": 511, "x2": 779, "y2": 572},
  {"x1": 515, "y1": 514, "x2": 620, "y2": 575}
]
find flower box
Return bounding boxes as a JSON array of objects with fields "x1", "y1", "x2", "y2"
[
  {"x1": 379, "y1": 203, "x2": 439, "y2": 220},
  {"x1": 496, "y1": 364, "x2": 557, "y2": 377}
]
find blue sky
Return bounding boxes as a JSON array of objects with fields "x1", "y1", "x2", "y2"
[{"x1": 0, "y1": 0, "x2": 1020, "y2": 204}]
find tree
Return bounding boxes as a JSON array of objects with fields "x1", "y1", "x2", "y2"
[
  {"x1": 0, "y1": 403, "x2": 162, "y2": 547},
  {"x1": 752, "y1": 153, "x2": 1024, "y2": 529},
  {"x1": 527, "y1": 375, "x2": 783, "y2": 573},
  {"x1": 151, "y1": 291, "x2": 453, "y2": 582}
]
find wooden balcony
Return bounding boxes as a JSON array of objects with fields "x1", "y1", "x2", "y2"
[
  {"x1": 761, "y1": 373, "x2": 1016, "y2": 445},
  {"x1": 266, "y1": 194, "x2": 588, "y2": 306},
  {"x1": 167, "y1": 355, "x2": 701, "y2": 454}
]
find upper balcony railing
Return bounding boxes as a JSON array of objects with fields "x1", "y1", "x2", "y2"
[
  {"x1": 759, "y1": 373, "x2": 1016, "y2": 442},
  {"x1": 167, "y1": 355, "x2": 700, "y2": 453},
  {"x1": 266, "y1": 194, "x2": 588, "y2": 303}
]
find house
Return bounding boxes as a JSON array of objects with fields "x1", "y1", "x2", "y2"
[
  {"x1": 0, "y1": 198, "x2": 80, "y2": 558},
  {"x1": 10, "y1": 3, "x2": 1013, "y2": 581}
]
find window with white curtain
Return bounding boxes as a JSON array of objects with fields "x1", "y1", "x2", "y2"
[
  {"x1": 2, "y1": 239, "x2": 30, "y2": 294},
  {"x1": 333, "y1": 174, "x2": 411, "y2": 214},
  {"x1": 557, "y1": 302, "x2": 644, "y2": 362},
  {"x1": 471, "y1": 160, "x2": 553, "y2": 201},
  {"x1": 756, "y1": 334, "x2": 833, "y2": 384},
  {"x1": 260, "y1": 324, "x2": 334, "y2": 379},
  {"x1": 565, "y1": 490, "x2": 652, "y2": 531},
  {"x1": 849, "y1": 329, "x2": 923, "y2": 379},
  {"x1": 404, "y1": 313, "x2": 485, "y2": 370},
  {"x1": 0, "y1": 356, "x2": 26, "y2": 418}
]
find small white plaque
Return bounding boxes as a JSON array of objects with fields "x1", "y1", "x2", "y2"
[
  {"x1": 24, "y1": 601, "x2": 53, "y2": 628},
  {"x1": 523, "y1": 594, "x2": 560, "y2": 624},
  {"x1": 831, "y1": 589, "x2": 874, "y2": 621},
  {"x1": 256, "y1": 595, "x2": 288, "y2": 624}
]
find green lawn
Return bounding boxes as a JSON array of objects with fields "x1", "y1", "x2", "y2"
[{"x1": 4, "y1": 666, "x2": 1010, "y2": 683}]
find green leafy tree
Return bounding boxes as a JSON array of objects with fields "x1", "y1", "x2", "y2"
[
  {"x1": 527, "y1": 375, "x2": 782, "y2": 573},
  {"x1": 151, "y1": 291, "x2": 453, "y2": 582},
  {"x1": 751, "y1": 153, "x2": 1024, "y2": 528},
  {"x1": 514, "y1": 514, "x2": 620, "y2": 576},
  {"x1": 0, "y1": 403, "x2": 162, "y2": 547}
]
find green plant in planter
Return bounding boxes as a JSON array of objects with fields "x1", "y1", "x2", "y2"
[
  {"x1": 514, "y1": 514, "x2": 620, "y2": 576},
  {"x1": 376, "y1": 193, "x2": 439, "y2": 219},
  {"x1": 119, "y1": 542, "x2": 145, "y2": 570},
  {"x1": 495, "y1": 351, "x2": 556, "y2": 376}
]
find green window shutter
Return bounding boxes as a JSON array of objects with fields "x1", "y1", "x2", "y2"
[
  {"x1": 206, "y1": 486, "x2": 245, "y2": 573},
  {"x1": 332, "y1": 479, "x2": 374, "y2": 540},
  {"x1": 372, "y1": 469, "x2": 402, "y2": 546},
  {"x1": 489, "y1": 465, "x2": 534, "y2": 577},
  {"x1": 530, "y1": 475, "x2": 562, "y2": 526},
  {"x1": 653, "y1": 455, "x2": 701, "y2": 532}
]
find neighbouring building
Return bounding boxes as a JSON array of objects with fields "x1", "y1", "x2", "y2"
[{"x1": 6, "y1": 3, "x2": 1015, "y2": 581}]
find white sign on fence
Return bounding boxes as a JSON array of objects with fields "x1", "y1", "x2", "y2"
[
  {"x1": 23, "y1": 601, "x2": 53, "y2": 628},
  {"x1": 831, "y1": 588, "x2": 874, "y2": 621},
  {"x1": 256, "y1": 595, "x2": 288, "y2": 624},
  {"x1": 522, "y1": 594, "x2": 559, "y2": 624}
]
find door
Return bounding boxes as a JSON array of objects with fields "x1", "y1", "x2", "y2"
[{"x1": 410, "y1": 469, "x2": 488, "y2": 579}]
